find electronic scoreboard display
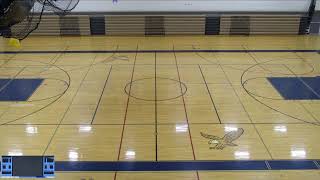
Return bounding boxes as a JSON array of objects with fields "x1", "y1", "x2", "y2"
[{"x1": 0, "y1": 156, "x2": 55, "y2": 178}]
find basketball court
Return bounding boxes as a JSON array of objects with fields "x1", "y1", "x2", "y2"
[{"x1": 0, "y1": 36, "x2": 319, "y2": 179}]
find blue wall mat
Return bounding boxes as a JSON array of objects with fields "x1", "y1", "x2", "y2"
[
  {"x1": 268, "y1": 77, "x2": 319, "y2": 100},
  {"x1": 90, "y1": 17, "x2": 106, "y2": 35},
  {"x1": 205, "y1": 16, "x2": 220, "y2": 35},
  {"x1": 0, "y1": 79, "x2": 43, "y2": 101}
]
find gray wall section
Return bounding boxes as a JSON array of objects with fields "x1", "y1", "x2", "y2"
[
  {"x1": 59, "y1": 16, "x2": 80, "y2": 35},
  {"x1": 220, "y1": 15, "x2": 300, "y2": 35},
  {"x1": 145, "y1": 16, "x2": 165, "y2": 35},
  {"x1": 105, "y1": 16, "x2": 145, "y2": 35},
  {"x1": 230, "y1": 16, "x2": 250, "y2": 35}
]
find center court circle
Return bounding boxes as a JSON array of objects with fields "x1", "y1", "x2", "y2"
[{"x1": 124, "y1": 77, "x2": 187, "y2": 101}]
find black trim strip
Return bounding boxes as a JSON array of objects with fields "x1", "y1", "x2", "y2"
[{"x1": 0, "y1": 50, "x2": 319, "y2": 54}]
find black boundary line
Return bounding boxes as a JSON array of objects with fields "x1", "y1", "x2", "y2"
[
  {"x1": 36, "y1": 11, "x2": 308, "y2": 15},
  {"x1": 90, "y1": 66, "x2": 113, "y2": 125},
  {"x1": 0, "y1": 49, "x2": 319, "y2": 54},
  {"x1": 14, "y1": 101, "x2": 306, "y2": 105},
  {"x1": 227, "y1": 51, "x2": 274, "y2": 160},
  {"x1": 198, "y1": 65, "x2": 222, "y2": 124},
  {"x1": 1, "y1": 63, "x2": 309, "y2": 67},
  {"x1": 41, "y1": 55, "x2": 97, "y2": 156},
  {"x1": 155, "y1": 52, "x2": 158, "y2": 161},
  {"x1": 114, "y1": 46, "x2": 138, "y2": 180},
  {"x1": 173, "y1": 46, "x2": 200, "y2": 180}
]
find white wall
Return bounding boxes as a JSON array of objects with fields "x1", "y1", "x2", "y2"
[
  {"x1": 71, "y1": 0, "x2": 312, "y2": 12},
  {"x1": 316, "y1": 0, "x2": 320, "y2": 11}
]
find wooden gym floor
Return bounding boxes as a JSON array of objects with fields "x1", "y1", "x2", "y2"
[{"x1": 0, "y1": 35, "x2": 320, "y2": 179}]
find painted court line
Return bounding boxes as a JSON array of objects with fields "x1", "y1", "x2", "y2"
[
  {"x1": 52, "y1": 160, "x2": 320, "y2": 171},
  {"x1": 268, "y1": 160, "x2": 319, "y2": 170},
  {"x1": 315, "y1": 161, "x2": 320, "y2": 169},
  {"x1": 0, "y1": 49, "x2": 319, "y2": 54}
]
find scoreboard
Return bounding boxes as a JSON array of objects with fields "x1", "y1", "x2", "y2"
[{"x1": 0, "y1": 156, "x2": 55, "y2": 178}]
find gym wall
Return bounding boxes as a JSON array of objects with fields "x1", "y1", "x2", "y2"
[{"x1": 11, "y1": 0, "x2": 312, "y2": 36}]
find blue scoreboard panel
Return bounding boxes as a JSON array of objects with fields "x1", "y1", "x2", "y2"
[{"x1": 0, "y1": 156, "x2": 54, "y2": 178}]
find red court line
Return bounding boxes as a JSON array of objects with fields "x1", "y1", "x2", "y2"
[
  {"x1": 114, "y1": 49, "x2": 138, "y2": 180},
  {"x1": 173, "y1": 50, "x2": 200, "y2": 180}
]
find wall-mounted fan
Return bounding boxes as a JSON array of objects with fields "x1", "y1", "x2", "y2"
[{"x1": 0, "y1": 0, "x2": 79, "y2": 41}]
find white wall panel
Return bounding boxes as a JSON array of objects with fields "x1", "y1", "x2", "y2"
[{"x1": 71, "y1": 0, "x2": 311, "y2": 12}]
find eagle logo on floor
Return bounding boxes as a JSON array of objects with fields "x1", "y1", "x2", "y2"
[{"x1": 200, "y1": 128, "x2": 244, "y2": 150}]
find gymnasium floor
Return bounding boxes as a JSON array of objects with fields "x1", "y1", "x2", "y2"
[{"x1": 0, "y1": 35, "x2": 320, "y2": 179}]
